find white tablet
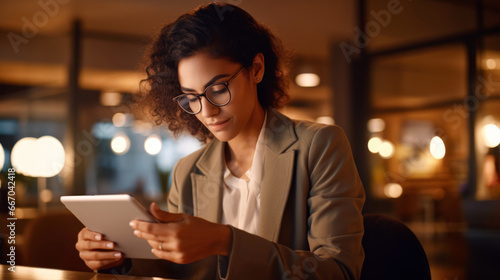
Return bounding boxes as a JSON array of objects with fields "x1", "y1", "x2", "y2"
[{"x1": 61, "y1": 194, "x2": 159, "y2": 259}]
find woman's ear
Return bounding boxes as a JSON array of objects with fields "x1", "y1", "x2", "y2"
[{"x1": 252, "y1": 53, "x2": 265, "y2": 83}]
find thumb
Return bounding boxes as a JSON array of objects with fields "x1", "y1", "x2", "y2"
[{"x1": 150, "y1": 202, "x2": 185, "y2": 223}]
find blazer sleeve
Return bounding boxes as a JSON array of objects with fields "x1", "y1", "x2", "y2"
[{"x1": 219, "y1": 125, "x2": 365, "y2": 280}]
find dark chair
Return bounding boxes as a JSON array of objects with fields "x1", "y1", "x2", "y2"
[
  {"x1": 360, "y1": 214, "x2": 431, "y2": 280},
  {"x1": 21, "y1": 210, "x2": 91, "y2": 272}
]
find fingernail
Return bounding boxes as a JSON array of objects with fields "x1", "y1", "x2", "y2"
[
  {"x1": 95, "y1": 234, "x2": 102, "y2": 241},
  {"x1": 133, "y1": 230, "x2": 139, "y2": 235},
  {"x1": 106, "y1": 242, "x2": 113, "y2": 248},
  {"x1": 114, "y1": 253, "x2": 121, "y2": 258},
  {"x1": 129, "y1": 221, "x2": 136, "y2": 227}
]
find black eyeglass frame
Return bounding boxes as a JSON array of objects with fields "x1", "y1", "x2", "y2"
[{"x1": 173, "y1": 66, "x2": 246, "y2": 114}]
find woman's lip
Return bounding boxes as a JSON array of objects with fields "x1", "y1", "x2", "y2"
[{"x1": 208, "y1": 119, "x2": 230, "y2": 131}]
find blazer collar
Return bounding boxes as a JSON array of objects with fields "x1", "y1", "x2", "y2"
[
  {"x1": 258, "y1": 109, "x2": 297, "y2": 240},
  {"x1": 192, "y1": 109, "x2": 298, "y2": 241},
  {"x1": 263, "y1": 108, "x2": 297, "y2": 154},
  {"x1": 194, "y1": 108, "x2": 297, "y2": 173}
]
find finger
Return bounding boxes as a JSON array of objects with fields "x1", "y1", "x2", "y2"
[
  {"x1": 80, "y1": 227, "x2": 104, "y2": 241},
  {"x1": 77, "y1": 240, "x2": 116, "y2": 251},
  {"x1": 149, "y1": 203, "x2": 186, "y2": 223},
  {"x1": 80, "y1": 250, "x2": 122, "y2": 261},
  {"x1": 145, "y1": 240, "x2": 165, "y2": 251},
  {"x1": 149, "y1": 239, "x2": 178, "y2": 252},
  {"x1": 133, "y1": 228, "x2": 165, "y2": 241},
  {"x1": 129, "y1": 219, "x2": 162, "y2": 233}
]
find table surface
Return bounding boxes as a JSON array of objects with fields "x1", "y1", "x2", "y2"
[{"x1": 0, "y1": 265, "x2": 175, "y2": 280}]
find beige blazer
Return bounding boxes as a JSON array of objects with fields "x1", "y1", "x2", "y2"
[{"x1": 129, "y1": 109, "x2": 365, "y2": 279}]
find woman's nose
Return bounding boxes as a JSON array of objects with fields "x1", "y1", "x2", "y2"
[{"x1": 199, "y1": 97, "x2": 219, "y2": 117}]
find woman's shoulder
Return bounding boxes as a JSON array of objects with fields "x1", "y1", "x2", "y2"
[
  {"x1": 174, "y1": 143, "x2": 207, "y2": 169},
  {"x1": 290, "y1": 118, "x2": 348, "y2": 146},
  {"x1": 268, "y1": 109, "x2": 345, "y2": 137},
  {"x1": 172, "y1": 138, "x2": 223, "y2": 175},
  {"x1": 266, "y1": 108, "x2": 349, "y2": 148}
]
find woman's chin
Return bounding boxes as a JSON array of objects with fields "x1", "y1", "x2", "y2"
[{"x1": 210, "y1": 130, "x2": 237, "y2": 143}]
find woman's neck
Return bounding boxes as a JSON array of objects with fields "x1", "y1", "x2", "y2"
[{"x1": 225, "y1": 107, "x2": 265, "y2": 178}]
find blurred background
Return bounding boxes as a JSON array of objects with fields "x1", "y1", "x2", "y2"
[{"x1": 0, "y1": 0, "x2": 499, "y2": 279}]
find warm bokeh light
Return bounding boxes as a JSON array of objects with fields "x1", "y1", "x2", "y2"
[
  {"x1": 112, "y1": 113, "x2": 127, "y2": 127},
  {"x1": 384, "y1": 183, "x2": 403, "y2": 198},
  {"x1": 132, "y1": 120, "x2": 153, "y2": 135},
  {"x1": 33, "y1": 136, "x2": 66, "y2": 177},
  {"x1": 40, "y1": 189, "x2": 54, "y2": 203},
  {"x1": 482, "y1": 123, "x2": 500, "y2": 148},
  {"x1": 111, "y1": 133, "x2": 130, "y2": 155},
  {"x1": 368, "y1": 137, "x2": 383, "y2": 153},
  {"x1": 379, "y1": 140, "x2": 395, "y2": 159},
  {"x1": 0, "y1": 142, "x2": 5, "y2": 171},
  {"x1": 11, "y1": 136, "x2": 65, "y2": 177},
  {"x1": 11, "y1": 137, "x2": 37, "y2": 175},
  {"x1": 367, "y1": 118, "x2": 385, "y2": 133},
  {"x1": 486, "y1": 59, "x2": 497, "y2": 70},
  {"x1": 295, "y1": 73, "x2": 320, "y2": 87},
  {"x1": 145, "y1": 135, "x2": 162, "y2": 155},
  {"x1": 100, "y1": 91, "x2": 122, "y2": 106},
  {"x1": 315, "y1": 116, "x2": 335, "y2": 125},
  {"x1": 430, "y1": 136, "x2": 446, "y2": 159}
]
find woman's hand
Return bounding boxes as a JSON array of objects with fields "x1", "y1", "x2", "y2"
[
  {"x1": 75, "y1": 227, "x2": 124, "y2": 270},
  {"x1": 129, "y1": 202, "x2": 232, "y2": 264}
]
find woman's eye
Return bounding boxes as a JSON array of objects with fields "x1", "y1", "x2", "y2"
[
  {"x1": 211, "y1": 89, "x2": 226, "y2": 95},
  {"x1": 186, "y1": 95, "x2": 198, "y2": 102},
  {"x1": 208, "y1": 85, "x2": 228, "y2": 95}
]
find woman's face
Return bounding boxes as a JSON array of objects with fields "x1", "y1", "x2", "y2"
[{"x1": 177, "y1": 52, "x2": 264, "y2": 142}]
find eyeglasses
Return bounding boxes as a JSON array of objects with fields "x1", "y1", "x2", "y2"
[{"x1": 173, "y1": 66, "x2": 246, "y2": 114}]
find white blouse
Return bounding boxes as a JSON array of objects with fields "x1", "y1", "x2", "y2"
[{"x1": 221, "y1": 113, "x2": 267, "y2": 235}]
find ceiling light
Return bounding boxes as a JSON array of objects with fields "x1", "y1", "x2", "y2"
[
  {"x1": 367, "y1": 118, "x2": 385, "y2": 133},
  {"x1": 32, "y1": 136, "x2": 65, "y2": 177},
  {"x1": 368, "y1": 137, "x2": 383, "y2": 153},
  {"x1": 11, "y1": 136, "x2": 65, "y2": 177},
  {"x1": 379, "y1": 140, "x2": 395, "y2": 159},
  {"x1": 111, "y1": 132, "x2": 130, "y2": 155},
  {"x1": 429, "y1": 136, "x2": 446, "y2": 159},
  {"x1": 482, "y1": 123, "x2": 500, "y2": 148},
  {"x1": 144, "y1": 135, "x2": 162, "y2": 155},
  {"x1": 100, "y1": 92, "x2": 122, "y2": 106},
  {"x1": 384, "y1": 183, "x2": 403, "y2": 198},
  {"x1": 486, "y1": 59, "x2": 497, "y2": 70},
  {"x1": 11, "y1": 137, "x2": 37, "y2": 175},
  {"x1": 112, "y1": 113, "x2": 127, "y2": 127},
  {"x1": 0, "y1": 143, "x2": 4, "y2": 171},
  {"x1": 315, "y1": 116, "x2": 334, "y2": 125},
  {"x1": 295, "y1": 73, "x2": 320, "y2": 87}
]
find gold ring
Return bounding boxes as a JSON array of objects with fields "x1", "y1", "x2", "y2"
[{"x1": 158, "y1": 241, "x2": 163, "y2": 251}]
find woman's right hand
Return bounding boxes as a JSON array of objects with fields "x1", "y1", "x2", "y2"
[{"x1": 76, "y1": 227, "x2": 124, "y2": 271}]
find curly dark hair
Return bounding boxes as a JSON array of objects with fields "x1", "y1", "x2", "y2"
[{"x1": 138, "y1": 2, "x2": 290, "y2": 142}]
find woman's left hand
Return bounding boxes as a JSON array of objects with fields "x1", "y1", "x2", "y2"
[{"x1": 129, "y1": 202, "x2": 232, "y2": 264}]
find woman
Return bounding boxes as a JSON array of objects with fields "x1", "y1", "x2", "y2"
[{"x1": 76, "y1": 3, "x2": 365, "y2": 279}]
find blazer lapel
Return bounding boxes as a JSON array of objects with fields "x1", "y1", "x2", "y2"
[
  {"x1": 192, "y1": 140, "x2": 225, "y2": 223},
  {"x1": 190, "y1": 109, "x2": 298, "y2": 240},
  {"x1": 258, "y1": 109, "x2": 297, "y2": 241}
]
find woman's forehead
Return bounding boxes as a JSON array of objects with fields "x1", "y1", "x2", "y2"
[{"x1": 178, "y1": 53, "x2": 238, "y2": 88}]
